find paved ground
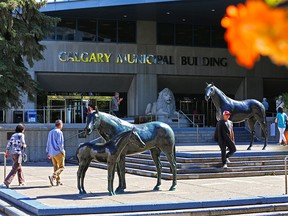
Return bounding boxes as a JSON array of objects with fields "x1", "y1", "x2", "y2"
[{"x1": 0, "y1": 143, "x2": 288, "y2": 215}]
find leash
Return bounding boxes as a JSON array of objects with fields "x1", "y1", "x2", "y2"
[
  {"x1": 64, "y1": 130, "x2": 104, "y2": 144},
  {"x1": 64, "y1": 130, "x2": 86, "y2": 142}
]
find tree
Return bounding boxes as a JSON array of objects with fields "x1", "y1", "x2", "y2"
[{"x1": 0, "y1": 0, "x2": 59, "y2": 109}]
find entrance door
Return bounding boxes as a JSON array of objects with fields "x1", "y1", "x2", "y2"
[
  {"x1": 48, "y1": 98, "x2": 66, "y2": 123},
  {"x1": 66, "y1": 99, "x2": 82, "y2": 123},
  {"x1": 47, "y1": 95, "x2": 112, "y2": 123}
]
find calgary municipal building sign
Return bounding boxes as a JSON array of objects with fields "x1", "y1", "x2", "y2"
[{"x1": 58, "y1": 51, "x2": 227, "y2": 67}]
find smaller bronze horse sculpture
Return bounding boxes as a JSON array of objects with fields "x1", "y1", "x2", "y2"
[
  {"x1": 76, "y1": 128, "x2": 145, "y2": 195},
  {"x1": 205, "y1": 83, "x2": 267, "y2": 150}
]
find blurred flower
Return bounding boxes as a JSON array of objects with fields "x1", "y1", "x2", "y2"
[{"x1": 221, "y1": 0, "x2": 288, "y2": 69}]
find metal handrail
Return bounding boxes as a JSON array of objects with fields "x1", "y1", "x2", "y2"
[
  {"x1": 0, "y1": 152, "x2": 7, "y2": 180},
  {"x1": 285, "y1": 156, "x2": 288, "y2": 194},
  {"x1": 178, "y1": 110, "x2": 199, "y2": 142}
]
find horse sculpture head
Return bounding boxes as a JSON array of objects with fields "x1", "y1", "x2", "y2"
[
  {"x1": 85, "y1": 108, "x2": 101, "y2": 135},
  {"x1": 205, "y1": 82, "x2": 215, "y2": 101}
]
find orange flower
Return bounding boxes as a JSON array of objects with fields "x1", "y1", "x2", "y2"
[{"x1": 221, "y1": 0, "x2": 288, "y2": 69}]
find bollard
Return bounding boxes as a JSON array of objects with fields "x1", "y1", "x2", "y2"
[{"x1": 0, "y1": 152, "x2": 6, "y2": 180}]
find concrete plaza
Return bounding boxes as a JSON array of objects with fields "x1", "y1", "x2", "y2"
[{"x1": 0, "y1": 143, "x2": 288, "y2": 215}]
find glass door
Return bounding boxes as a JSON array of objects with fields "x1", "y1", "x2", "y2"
[{"x1": 48, "y1": 98, "x2": 66, "y2": 123}]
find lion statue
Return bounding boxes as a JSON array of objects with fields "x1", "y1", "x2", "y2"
[{"x1": 145, "y1": 88, "x2": 178, "y2": 116}]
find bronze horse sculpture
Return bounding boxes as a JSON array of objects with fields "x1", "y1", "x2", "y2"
[
  {"x1": 205, "y1": 83, "x2": 267, "y2": 150},
  {"x1": 76, "y1": 128, "x2": 145, "y2": 195},
  {"x1": 84, "y1": 109, "x2": 177, "y2": 193}
]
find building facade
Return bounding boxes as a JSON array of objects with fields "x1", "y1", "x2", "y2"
[{"x1": 6, "y1": 0, "x2": 288, "y2": 126}]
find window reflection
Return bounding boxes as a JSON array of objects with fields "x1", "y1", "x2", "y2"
[
  {"x1": 194, "y1": 25, "x2": 210, "y2": 47},
  {"x1": 77, "y1": 19, "x2": 97, "y2": 41},
  {"x1": 98, "y1": 20, "x2": 117, "y2": 42},
  {"x1": 157, "y1": 23, "x2": 174, "y2": 45},
  {"x1": 176, "y1": 24, "x2": 192, "y2": 46},
  {"x1": 157, "y1": 23, "x2": 226, "y2": 48},
  {"x1": 211, "y1": 26, "x2": 226, "y2": 48},
  {"x1": 56, "y1": 18, "x2": 76, "y2": 41},
  {"x1": 45, "y1": 17, "x2": 226, "y2": 48},
  {"x1": 118, "y1": 21, "x2": 136, "y2": 43}
]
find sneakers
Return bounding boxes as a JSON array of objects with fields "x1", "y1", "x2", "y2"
[
  {"x1": 56, "y1": 182, "x2": 64, "y2": 186},
  {"x1": 3, "y1": 181, "x2": 9, "y2": 188},
  {"x1": 226, "y1": 158, "x2": 231, "y2": 163},
  {"x1": 223, "y1": 164, "x2": 228, "y2": 169},
  {"x1": 48, "y1": 175, "x2": 55, "y2": 186}
]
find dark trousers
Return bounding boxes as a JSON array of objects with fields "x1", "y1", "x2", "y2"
[
  {"x1": 113, "y1": 111, "x2": 120, "y2": 117},
  {"x1": 219, "y1": 141, "x2": 236, "y2": 165},
  {"x1": 4, "y1": 154, "x2": 25, "y2": 185}
]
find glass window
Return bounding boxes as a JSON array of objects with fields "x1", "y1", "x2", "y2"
[
  {"x1": 98, "y1": 20, "x2": 117, "y2": 42},
  {"x1": 175, "y1": 24, "x2": 193, "y2": 46},
  {"x1": 157, "y1": 23, "x2": 174, "y2": 45},
  {"x1": 194, "y1": 25, "x2": 210, "y2": 47},
  {"x1": 44, "y1": 26, "x2": 56, "y2": 40},
  {"x1": 77, "y1": 19, "x2": 97, "y2": 41},
  {"x1": 211, "y1": 26, "x2": 227, "y2": 48},
  {"x1": 118, "y1": 21, "x2": 136, "y2": 43},
  {"x1": 56, "y1": 18, "x2": 76, "y2": 41}
]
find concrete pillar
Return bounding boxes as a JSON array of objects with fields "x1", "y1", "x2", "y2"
[
  {"x1": 235, "y1": 79, "x2": 245, "y2": 100},
  {"x1": 127, "y1": 74, "x2": 157, "y2": 116},
  {"x1": 137, "y1": 21, "x2": 156, "y2": 45},
  {"x1": 127, "y1": 20, "x2": 158, "y2": 116},
  {"x1": 245, "y1": 76, "x2": 263, "y2": 100}
]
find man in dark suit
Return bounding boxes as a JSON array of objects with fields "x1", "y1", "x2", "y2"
[{"x1": 214, "y1": 110, "x2": 236, "y2": 168}]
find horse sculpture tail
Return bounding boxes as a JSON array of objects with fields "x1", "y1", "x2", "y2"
[
  {"x1": 76, "y1": 147, "x2": 80, "y2": 163},
  {"x1": 173, "y1": 144, "x2": 176, "y2": 162},
  {"x1": 169, "y1": 144, "x2": 177, "y2": 174}
]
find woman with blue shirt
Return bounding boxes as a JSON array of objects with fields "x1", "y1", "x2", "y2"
[{"x1": 275, "y1": 107, "x2": 288, "y2": 145}]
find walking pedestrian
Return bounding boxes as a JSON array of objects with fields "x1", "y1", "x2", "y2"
[
  {"x1": 3, "y1": 124, "x2": 27, "y2": 188},
  {"x1": 275, "y1": 106, "x2": 288, "y2": 145},
  {"x1": 214, "y1": 110, "x2": 236, "y2": 168},
  {"x1": 46, "y1": 119, "x2": 65, "y2": 186}
]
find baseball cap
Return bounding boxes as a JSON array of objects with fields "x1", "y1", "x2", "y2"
[{"x1": 223, "y1": 110, "x2": 231, "y2": 115}]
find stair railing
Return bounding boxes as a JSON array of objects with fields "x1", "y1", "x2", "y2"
[
  {"x1": 285, "y1": 156, "x2": 288, "y2": 194},
  {"x1": 0, "y1": 152, "x2": 7, "y2": 180},
  {"x1": 178, "y1": 110, "x2": 199, "y2": 142}
]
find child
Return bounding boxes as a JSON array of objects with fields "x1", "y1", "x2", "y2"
[{"x1": 3, "y1": 124, "x2": 27, "y2": 188}]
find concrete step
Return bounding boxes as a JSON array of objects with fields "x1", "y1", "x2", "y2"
[
  {"x1": 108, "y1": 203, "x2": 288, "y2": 216},
  {"x1": 66, "y1": 152, "x2": 288, "y2": 180},
  {"x1": 173, "y1": 127, "x2": 253, "y2": 143},
  {"x1": 85, "y1": 160, "x2": 284, "y2": 180}
]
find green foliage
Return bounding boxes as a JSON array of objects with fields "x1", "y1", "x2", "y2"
[
  {"x1": 281, "y1": 93, "x2": 288, "y2": 110},
  {"x1": 0, "y1": 0, "x2": 59, "y2": 109}
]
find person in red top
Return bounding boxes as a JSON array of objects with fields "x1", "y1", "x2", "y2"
[{"x1": 87, "y1": 104, "x2": 94, "y2": 115}]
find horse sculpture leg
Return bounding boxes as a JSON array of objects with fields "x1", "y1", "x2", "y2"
[
  {"x1": 259, "y1": 121, "x2": 268, "y2": 150},
  {"x1": 150, "y1": 148, "x2": 162, "y2": 191},
  {"x1": 165, "y1": 146, "x2": 177, "y2": 191},
  {"x1": 115, "y1": 155, "x2": 126, "y2": 194},
  {"x1": 107, "y1": 160, "x2": 117, "y2": 196},
  {"x1": 77, "y1": 166, "x2": 82, "y2": 193},
  {"x1": 247, "y1": 118, "x2": 257, "y2": 150},
  {"x1": 77, "y1": 162, "x2": 86, "y2": 194},
  {"x1": 77, "y1": 159, "x2": 91, "y2": 194}
]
